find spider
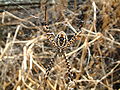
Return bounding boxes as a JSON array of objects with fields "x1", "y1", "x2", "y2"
[{"x1": 45, "y1": 30, "x2": 82, "y2": 83}]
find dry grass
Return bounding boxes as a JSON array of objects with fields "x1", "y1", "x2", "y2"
[{"x1": 0, "y1": 0, "x2": 120, "y2": 90}]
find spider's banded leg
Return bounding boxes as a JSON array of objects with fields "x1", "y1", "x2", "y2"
[
  {"x1": 63, "y1": 53, "x2": 73, "y2": 82},
  {"x1": 44, "y1": 52, "x2": 58, "y2": 80},
  {"x1": 46, "y1": 33, "x2": 57, "y2": 47},
  {"x1": 64, "y1": 31, "x2": 82, "y2": 48}
]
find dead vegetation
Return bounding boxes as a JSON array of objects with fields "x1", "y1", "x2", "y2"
[{"x1": 0, "y1": 0, "x2": 120, "y2": 90}]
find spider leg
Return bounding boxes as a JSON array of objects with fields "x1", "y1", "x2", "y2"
[
  {"x1": 62, "y1": 52, "x2": 73, "y2": 82},
  {"x1": 44, "y1": 33, "x2": 57, "y2": 80},
  {"x1": 44, "y1": 52, "x2": 58, "y2": 80},
  {"x1": 64, "y1": 31, "x2": 82, "y2": 49},
  {"x1": 46, "y1": 32, "x2": 57, "y2": 47}
]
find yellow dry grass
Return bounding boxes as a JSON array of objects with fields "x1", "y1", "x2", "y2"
[{"x1": 0, "y1": 0, "x2": 120, "y2": 90}]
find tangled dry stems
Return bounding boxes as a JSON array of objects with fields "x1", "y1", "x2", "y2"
[{"x1": 0, "y1": 0, "x2": 120, "y2": 90}]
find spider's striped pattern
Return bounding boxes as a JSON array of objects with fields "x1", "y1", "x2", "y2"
[{"x1": 45, "y1": 31, "x2": 82, "y2": 82}]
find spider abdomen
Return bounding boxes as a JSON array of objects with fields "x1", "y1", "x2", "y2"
[{"x1": 55, "y1": 31, "x2": 68, "y2": 48}]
